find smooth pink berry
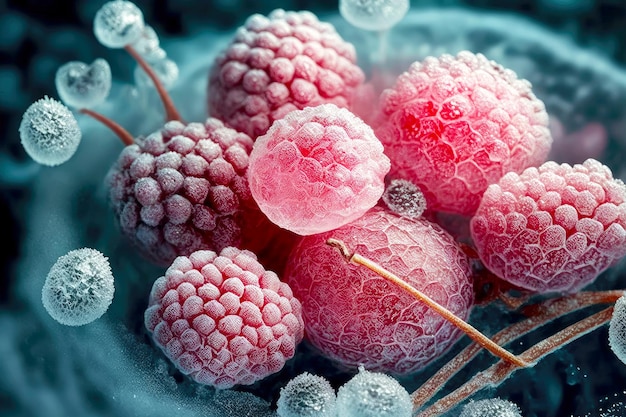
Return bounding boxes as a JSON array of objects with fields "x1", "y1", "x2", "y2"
[
  {"x1": 284, "y1": 207, "x2": 474, "y2": 374},
  {"x1": 471, "y1": 158, "x2": 626, "y2": 293},
  {"x1": 144, "y1": 247, "x2": 304, "y2": 388},
  {"x1": 374, "y1": 51, "x2": 553, "y2": 216},
  {"x1": 248, "y1": 104, "x2": 390, "y2": 235}
]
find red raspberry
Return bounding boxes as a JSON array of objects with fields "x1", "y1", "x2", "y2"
[
  {"x1": 248, "y1": 104, "x2": 390, "y2": 235},
  {"x1": 471, "y1": 158, "x2": 626, "y2": 293},
  {"x1": 284, "y1": 207, "x2": 474, "y2": 374},
  {"x1": 106, "y1": 118, "x2": 276, "y2": 266},
  {"x1": 144, "y1": 247, "x2": 304, "y2": 388},
  {"x1": 208, "y1": 9, "x2": 365, "y2": 138},
  {"x1": 374, "y1": 51, "x2": 553, "y2": 216}
]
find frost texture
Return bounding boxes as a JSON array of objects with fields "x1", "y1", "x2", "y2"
[
  {"x1": 339, "y1": 0, "x2": 409, "y2": 31},
  {"x1": 382, "y1": 178, "x2": 427, "y2": 219},
  {"x1": 131, "y1": 25, "x2": 166, "y2": 62},
  {"x1": 277, "y1": 372, "x2": 336, "y2": 417},
  {"x1": 335, "y1": 367, "x2": 412, "y2": 417},
  {"x1": 459, "y1": 398, "x2": 523, "y2": 417},
  {"x1": 93, "y1": 0, "x2": 145, "y2": 48},
  {"x1": 41, "y1": 248, "x2": 115, "y2": 326},
  {"x1": 55, "y1": 59, "x2": 112, "y2": 109},
  {"x1": 609, "y1": 293, "x2": 626, "y2": 365},
  {"x1": 19, "y1": 96, "x2": 82, "y2": 166}
]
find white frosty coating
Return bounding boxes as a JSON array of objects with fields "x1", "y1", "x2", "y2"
[
  {"x1": 19, "y1": 96, "x2": 82, "y2": 166},
  {"x1": 609, "y1": 293, "x2": 626, "y2": 366},
  {"x1": 339, "y1": 0, "x2": 409, "y2": 31},
  {"x1": 131, "y1": 25, "x2": 166, "y2": 62},
  {"x1": 41, "y1": 248, "x2": 115, "y2": 326},
  {"x1": 459, "y1": 398, "x2": 523, "y2": 417},
  {"x1": 335, "y1": 367, "x2": 412, "y2": 417},
  {"x1": 55, "y1": 59, "x2": 112, "y2": 109},
  {"x1": 382, "y1": 178, "x2": 427, "y2": 219},
  {"x1": 134, "y1": 57, "x2": 179, "y2": 90},
  {"x1": 93, "y1": 0, "x2": 145, "y2": 48},
  {"x1": 277, "y1": 372, "x2": 337, "y2": 417}
]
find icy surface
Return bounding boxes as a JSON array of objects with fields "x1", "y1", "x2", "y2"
[
  {"x1": 459, "y1": 398, "x2": 522, "y2": 417},
  {"x1": 276, "y1": 372, "x2": 336, "y2": 417},
  {"x1": 339, "y1": 0, "x2": 409, "y2": 31},
  {"x1": 609, "y1": 293, "x2": 626, "y2": 365},
  {"x1": 55, "y1": 59, "x2": 112, "y2": 109},
  {"x1": 382, "y1": 178, "x2": 427, "y2": 219},
  {"x1": 93, "y1": 0, "x2": 145, "y2": 48}
]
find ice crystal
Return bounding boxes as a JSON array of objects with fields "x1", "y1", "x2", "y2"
[
  {"x1": 93, "y1": 0, "x2": 145, "y2": 48},
  {"x1": 609, "y1": 293, "x2": 626, "y2": 365},
  {"x1": 55, "y1": 59, "x2": 112, "y2": 109},
  {"x1": 382, "y1": 178, "x2": 427, "y2": 219},
  {"x1": 339, "y1": 0, "x2": 409, "y2": 31},
  {"x1": 459, "y1": 398, "x2": 523, "y2": 417},
  {"x1": 277, "y1": 372, "x2": 337, "y2": 417}
]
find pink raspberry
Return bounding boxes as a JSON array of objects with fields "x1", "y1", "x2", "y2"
[
  {"x1": 106, "y1": 118, "x2": 277, "y2": 266},
  {"x1": 208, "y1": 9, "x2": 365, "y2": 138},
  {"x1": 374, "y1": 51, "x2": 553, "y2": 216},
  {"x1": 248, "y1": 104, "x2": 390, "y2": 235},
  {"x1": 144, "y1": 247, "x2": 304, "y2": 389},
  {"x1": 470, "y1": 158, "x2": 626, "y2": 293},
  {"x1": 284, "y1": 207, "x2": 474, "y2": 374}
]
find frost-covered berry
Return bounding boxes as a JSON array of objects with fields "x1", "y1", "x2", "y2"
[
  {"x1": 382, "y1": 178, "x2": 427, "y2": 219},
  {"x1": 277, "y1": 372, "x2": 337, "y2": 417},
  {"x1": 459, "y1": 398, "x2": 523, "y2": 417},
  {"x1": 19, "y1": 96, "x2": 82, "y2": 166},
  {"x1": 471, "y1": 159, "x2": 626, "y2": 293},
  {"x1": 55, "y1": 59, "x2": 112, "y2": 109},
  {"x1": 94, "y1": 0, "x2": 145, "y2": 48},
  {"x1": 285, "y1": 207, "x2": 474, "y2": 373},
  {"x1": 42, "y1": 248, "x2": 115, "y2": 326},
  {"x1": 375, "y1": 51, "x2": 552, "y2": 215},
  {"x1": 208, "y1": 9, "x2": 366, "y2": 138},
  {"x1": 144, "y1": 247, "x2": 304, "y2": 389},
  {"x1": 609, "y1": 293, "x2": 626, "y2": 366},
  {"x1": 248, "y1": 104, "x2": 390, "y2": 235},
  {"x1": 339, "y1": 0, "x2": 410, "y2": 31},
  {"x1": 335, "y1": 367, "x2": 412, "y2": 417}
]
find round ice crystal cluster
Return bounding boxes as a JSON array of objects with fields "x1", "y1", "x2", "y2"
[
  {"x1": 285, "y1": 207, "x2": 474, "y2": 373},
  {"x1": 248, "y1": 104, "x2": 390, "y2": 235},
  {"x1": 144, "y1": 248, "x2": 304, "y2": 389},
  {"x1": 339, "y1": 0, "x2": 410, "y2": 32},
  {"x1": 471, "y1": 158, "x2": 626, "y2": 293},
  {"x1": 459, "y1": 398, "x2": 522, "y2": 417},
  {"x1": 277, "y1": 372, "x2": 337, "y2": 417},
  {"x1": 106, "y1": 118, "x2": 276, "y2": 266},
  {"x1": 208, "y1": 9, "x2": 366, "y2": 138},
  {"x1": 55, "y1": 59, "x2": 112, "y2": 109},
  {"x1": 375, "y1": 50, "x2": 552, "y2": 215},
  {"x1": 609, "y1": 293, "x2": 626, "y2": 366},
  {"x1": 93, "y1": 0, "x2": 145, "y2": 49}
]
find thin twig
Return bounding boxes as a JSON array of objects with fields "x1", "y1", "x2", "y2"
[{"x1": 79, "y1": 108, "x2": 134, "y2": 146}]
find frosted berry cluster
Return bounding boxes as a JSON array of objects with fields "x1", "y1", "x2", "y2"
[
  {"x1": 106, "y1": 118, "x2": 275, "y2": 266},
  {"x1": 248, "y1": 104, "x2": 390, "y2": 235},
  {"x1": 471, "y1": 159, "x2": 626, "y2": 293},
  {"x1": 375, "y1": 50, "x2": 552, "y2": 215},
  {"x1": 144, "y1": 247, "x2": 304, "y2": 388},
  {"x1": 285, "y1": 207, "x2": 474, "y2": 374},
  {"x1": 208, "y1": 9, "x2": 365, "y2": 138}
]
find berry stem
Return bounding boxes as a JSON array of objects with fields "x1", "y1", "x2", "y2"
[
  {"x1": 79, "y1": 108, "x2": 134, "y2": 146},
  {"x1": 125, "y1": 45, "x2": 182, "y2": 122},
  {"x1": 326, "y1": 238, "x2": 528, "y2": 368}
]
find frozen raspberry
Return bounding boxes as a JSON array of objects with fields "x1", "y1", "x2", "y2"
[
  {"x1": 248, "y1": 104, "x2": 390, "y2": 236},
  {"x1": 208, "y1": 9, "x2": 366, "y2": 138},
  {"x1": 374, "y1": 50, "x2": 552, "y2": 216},
  {"x1": 144, "y1": 247, "x2": 304, "y2": 389},
  {"x1": 106, "y1": 118, "x2": 277, "y2": 266},
  {"x1": 284, "y1": 207, "x2": 474, "y2": 374},
  {"x1": 471, "y1": 158, "x2": 626, "y2": 293}
]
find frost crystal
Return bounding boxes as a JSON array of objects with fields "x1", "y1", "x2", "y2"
[
  {"x1": 131, "y1": 25, "x2": 166, "y2": 62},
  {"x1": 42, "y1": 248, "x2": 115, "y2": 326},
  {"x1": 277, "y1": 372, "x2": 337, "y2": 417},
  {"x1": 335, "y1": 367, "x2": 412, "y2": 417},
  {"x1": 382, "y1": 178, "x2": 427, "y2": 219},
  {"x1": 609, "y1": 293, "x2": 626, "y2": 365},
  {"x1": 339, "y1": 0, "x2": 410, "y2": 31},
  {"x1": 94, "y1": 0, "x2": 145, "y2": 48},
  {"x1": 459, "y1": 398, "x2": 523, "y2": 417},
  {"x1": 55, "y1": 59, "x2": 112, "y2": 109},
  {"x1": 19, "y1": 96, "x2": 82, "y2": 166}
]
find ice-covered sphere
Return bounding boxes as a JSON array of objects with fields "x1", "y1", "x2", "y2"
[
  {"x1": 609, "y1": 293, "x2": 626, "y2": 366},
  {"x1": 19, "y1": 96, "x2": 82, "y2": 166},
  {"x1": 339, "y1": 0, "x2": 410, "y2": 31},
  {"x1": 459, "y1": 398, "x2": 523, "y2": 417},
  {"x1": 42, "y1": 248, "x2": 115, "y2": 326},
  {"x1": 276, "y1": 372, "x2": 337, "y2": 417},
  {"x1": 93, "y1": 0, "x2": 145, "y2": 49},
  {"x1": 131, "y1": 25, "x2": 166, "y2": 62},
  {"x1": 382, "y1": 178, "x2": 427, "y2": 219},
  {"x1": 134, "y1": 58, "x2": 179, "y2": 90},
  {"x1": 335, "y1": 367, "x2": 412, "y2": 417},
  {"x1": 55, "y1": 59, "x2": 112, "y2": 109}
]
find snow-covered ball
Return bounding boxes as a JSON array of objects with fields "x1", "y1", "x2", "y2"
[
  {"x1": 94, "y1": 0, "x2": 145, "y2": 49},
  {"x1": 277, "y1": 372, "x2": 337, "y2": 417},
  {"x1": 55, "y1": 59, "x2": 112, "y2": 109},
  {"x1": 609, "y1": 293, "x2": 626, "y2": 366},
  {"x1": 459, "y1": 398, "x2": 523, "y2": 417}
]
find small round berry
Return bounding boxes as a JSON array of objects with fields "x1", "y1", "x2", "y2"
[
  {"x1": 19, "y1": 96, "x2": 82, "y2": 166},
  {"x1": 459, "y1": 398, "x2": 522, "y2": 417},
  {"x1": 285, "y1": 207, "x2": 474, "y2": 373},
  {"x1": 144, "y1": 247, "x2": 304, "y2": 389},
  {"x1": 55, "y1": 59, "x2": 112, "y2": 109},
  {"x1": 248, "y1": 104, "x2": 390, "y2": 235},
  {"x1": 277, "y1": 372, "x2": 337, "y2": 417},
  {"x1": 42, "y1": 248, "x2": 115, "y2": 326},
  {"x1": 339, "y1": 0, "x2": 410, "y2": 31},
  {"x1": 382, "y1": 178, "x2": 427, "y2": 219},
  {"x1": 94, "y1": 0, "x2": 145, "y2": 49},
  {"x1": 375, "y1": 51, "x2": 552, "y2": 215},
  {"x1": 609, "y1": 293, "x2": 626, "y2": 366},
  {"x1": 471, "y1": 158, "x2": 626, "y2": 293}
]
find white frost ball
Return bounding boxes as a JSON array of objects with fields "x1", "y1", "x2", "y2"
[
  {"x1": 55, "y1": 59, "x2": 112, "y2": 109},
  {"x1": 94, "y1": 0, "x2": 145, "y2": 48},
  {"x1": 277, "y1": 372, "x2": 337, "y2": 417},
  {"x1": 339, "y1": 0, "x2": 410, "y2": 31},
  {"x1": 42, "y1": 248, "x2": 115, "y2": 326},
  {"x1": 609, "y1": 293, "x2": 626, "y2": 365},
  {"x1": 335, "y1": 367, "x2": 412, "y2": 417},
  {"x1": 19, "y1": 97, "x2": 82, "y2": 166},
  {"x1": 459, "y1": 398, "x2": 523, "y2": 417}
]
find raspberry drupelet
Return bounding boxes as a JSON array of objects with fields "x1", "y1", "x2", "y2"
[
  {"x1": 208, "y1": 9, "x2": 366, "y2": 138},
  {"x1": 471, "y1": 158, "x2": 626, "y2": 293},
  {"x1": 374, "y1": 50, "x2": 553, "y2": 216},
  {"x1": 144, "y1": 247, "x2": 304, "y2": 389}
]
